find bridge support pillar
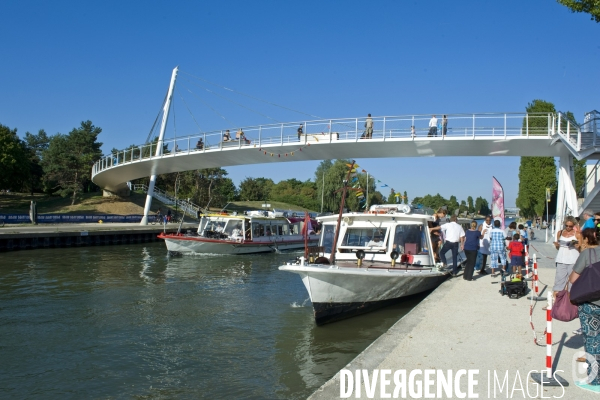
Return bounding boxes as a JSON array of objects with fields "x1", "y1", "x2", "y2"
[
  {"x1": 555, "y1": 154, "x2": 578, "y2": 233},
  {"x1": 140, "y1": 175, "x2": 157, "y2": 226}
]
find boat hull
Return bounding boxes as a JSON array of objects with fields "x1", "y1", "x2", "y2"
[
  {"x1": 160, "y1": 234, "x2": 317, "y2": 255},
  {"x1": 279, "y1": 264, "x2": 448, "y2": 325}
]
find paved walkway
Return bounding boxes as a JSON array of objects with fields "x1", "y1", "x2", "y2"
[{"x1": 309, "y1": 230, "x2": 596, "y2": 399}]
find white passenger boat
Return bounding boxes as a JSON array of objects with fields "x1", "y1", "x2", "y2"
[
  {"x1": 279, "y1": 204, "x2": 467, "y2": 325},
  {"x1": 158, "y1": 210, "x2": 319, "y2": 255}
]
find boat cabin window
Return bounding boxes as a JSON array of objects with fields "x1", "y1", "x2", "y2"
[
  {"x1": 340, "y1": 227, "x2": 388, "y2": 250},
  {"x1": 320, "y1": 224, "x2": 336, "y2": 253},
  {"x1": 291, "y1": 223, "x2": 300, "y2": 235},
  {"x1": 392, "y1": 224, "x2": 425, "y2": 255},
  {"x1": 252, "y1": 222, "x2": 264, "y2": 237}
]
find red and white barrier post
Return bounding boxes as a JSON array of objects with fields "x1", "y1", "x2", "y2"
[
  {"x1": 531, "y1": 294, "x2": 566, "y2": 386},
  {"x1": 527, "y1": 254, "x2": 546, "y2": 301},
  {"x1": 546, "y1": 295, "x2": 553, "y2": 379}
]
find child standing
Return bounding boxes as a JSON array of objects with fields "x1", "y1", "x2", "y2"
[
  {"x1": 518, "y1": 224, "x2": 528, "y2": 246},
  {"x1": 507, "y1": 233, "x2": 525, "y2": 275}
]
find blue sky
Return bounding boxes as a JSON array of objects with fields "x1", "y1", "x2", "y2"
[{"x1": 2, "y1": 0, "x2": 599, "y2": 207}]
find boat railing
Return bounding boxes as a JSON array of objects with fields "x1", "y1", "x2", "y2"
[{"x1": 93, "y1": 112, "x2": 555, "y2": 176}]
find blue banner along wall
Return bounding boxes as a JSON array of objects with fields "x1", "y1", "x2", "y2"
[{"x1": 0, "y1": 214, "x2": 160, "y2": 224}]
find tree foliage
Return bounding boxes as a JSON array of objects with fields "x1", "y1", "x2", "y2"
[
  {"x1": 516, "y1": 100, "x2": 559, "y2": 218},
  {"x1": 0, "y1": 124, "x2": 30, "y2": 191},
  {"x1": 42, "y1": 121, "x2": 103, "y2": 204},
  {"x1": 558, "y1": 0, "x2": 600, "y2": 22},
  {"x1": 24, "y1": 129, "x2": 49, "y2": 195}
]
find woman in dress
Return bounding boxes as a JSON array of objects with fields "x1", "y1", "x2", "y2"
[
  {"x1": 478, "y1": 215, "x2": 493, "y2": 275},
  {"x1": 463, "y1": 221, "x2": 486, "y2": 281},
  {"x1": 553, "y1": 216, "x2": 579, "y2": 298},
  {"x1": 569, "y1": 228, "x2": 600, "y2": 392}
]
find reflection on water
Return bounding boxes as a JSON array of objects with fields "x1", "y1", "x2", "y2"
[{"x1": 0, "y1": 243, "x2": 419, "y2": 399}]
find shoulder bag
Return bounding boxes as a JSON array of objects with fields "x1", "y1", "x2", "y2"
[
  {"x1": 570, "y1": 248, "x2": 600, "y2": 305},
  {"x1": 551, "y1": 283, "x2": 578, "y2": 321}
]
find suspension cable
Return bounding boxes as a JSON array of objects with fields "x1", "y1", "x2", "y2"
[
  {"x1": 145, "y1": 91, "x2": 168, "y2": 143},
  {"x1": 180, "y1": 76, "x2": 281, "y2": 123},
  {"x1": 180, "y1": 70, "x2": 324, "y2": 120},
  {"x1": 182, "y1": 84, "x2": 238, "y2": 127},
  {"x1": 175, "y1": 86, "x2": 202, "y2": 132}
]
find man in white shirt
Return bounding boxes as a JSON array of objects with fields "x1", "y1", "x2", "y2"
[
  {"x1": 439, "y1": 215, "x2": 465, "y2": 276},
  {"x1": 428, "y1": 115, "x2": 438, "y2": 137}
]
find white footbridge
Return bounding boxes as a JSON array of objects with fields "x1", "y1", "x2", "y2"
[{"x1": 90, "y1": 68, "x2": 599, "y2": 226}]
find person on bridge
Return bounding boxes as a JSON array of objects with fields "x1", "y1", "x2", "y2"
[
  {"x1": 442, "y1": 115, "x2": 448, "y2": 136},
  {"x1": 236, "y1": 129, "x2": 249, "y2": 144},
  {"x1": 365, "y1": 114, "x2": 373, "y2": 138},
  {"x1": 428, "y1": 115, "x2": 438, "y2": 137},
  {"x1": 223, "y1": 130, "x2": 231, "y2": 141},
  {"x1": 297, "y1": 124, "x2": 303, "y2": 141},
  {"x1": 196, "y1": 138, "x2": 204, "y2": 150}
]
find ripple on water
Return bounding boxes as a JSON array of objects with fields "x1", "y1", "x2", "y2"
[{"x1": 0, "y1": 242, "x2": 421, "y2": 399}]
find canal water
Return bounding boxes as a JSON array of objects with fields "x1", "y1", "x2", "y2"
[{"x1": 0, "y1": 243, "x2": 424, "y2": 399}]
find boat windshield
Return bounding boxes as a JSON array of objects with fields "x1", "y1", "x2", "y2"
[
  {"x1": 391, "y1": 223, "x2": 426, "y2": 255},
  {"x1": 340, "y1": 227, "x2": 388, "y2": 250},
  {"x1": 200, "y1": 218, "x2": 244, "y2": 238},
  {"x1": 320, "y1": 224, "x2": 336, "y2": 253}
]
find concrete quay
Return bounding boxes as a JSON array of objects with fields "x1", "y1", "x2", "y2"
[
  {"x1": 0, "y1": 222, "x2": 197, "y2": 252},
  {"x1": 309, "y1": 233, "x2": 596, "y2": 399}
]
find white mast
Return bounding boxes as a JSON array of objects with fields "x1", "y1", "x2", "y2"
[{"x1": 140, "y1": 66, "x2": 179, "y2": 225}]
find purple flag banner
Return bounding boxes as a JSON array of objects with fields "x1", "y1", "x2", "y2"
[{"x1": 492, "y1": 177, "x2": 505, "y2": 230}]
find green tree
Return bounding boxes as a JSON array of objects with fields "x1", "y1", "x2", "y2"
[
  {"x1": 517, "y1": 100, "x2": 558, "y2": 218},
  {"x1": 557, "y1": 0, "x2": 600, "y2": 22},
  {"x1": 24, "y1": 129, "x2": 49, "y2": 195},
  {"x1": 388, "y1": 188, "x2": 397, "y2": 204},
  {"x1": 517, "y1": 157, "x2": 557, "y2": 218},
  {"x1": 448, "y1": 195, "x2": 459, "y2": 215},
  {"x1": 42, "y1": 121, "x2": 103, "y2": 204},
  {"x1": 459, "y1": 200, "x2": 468, "y2": 215},
  {"x1": 270, "y1": 178, "x2": 319, "y2": 210},
  {"x1": 467, "y1": 196, "x2": 474, "y2": 213},
  {"x1": 411, "y1": 194, "x2": 448, "y2": 211},
  {"x1": 403, "y1": 191, "x2": 408, "y2": 204},
  {"x1": 0, "y1": 124, "x2": 30, "y2": 191},
  {"x1": 238, "y1": 177, "x2": 275, "y2": 202},
  {"x1": 523, "y1": 99, "x2": 555, "y2": 136},
  {"x1": 474, "y1": 197, "x2": 491, "y2": 216}
]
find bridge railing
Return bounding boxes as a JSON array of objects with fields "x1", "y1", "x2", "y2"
[{"x1": 93, "y1": 112, "x2": 554, "y2": 176}]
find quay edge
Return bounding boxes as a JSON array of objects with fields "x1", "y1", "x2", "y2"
[
  {"x1": 308, "y1": 238, "x2": 590, "y2": 399},
  {"x1": 0, "y1": 223, "x2": 197, "y2": 252}
]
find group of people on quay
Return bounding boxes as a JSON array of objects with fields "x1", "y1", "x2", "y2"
[
  {"x1": 430, "y1": 211, "x2": 531, "y2": 279},
  {"x1": 552, "y1": 208, "x2": 600, "y2": 391},
  {"x1": 429, "y1": 207, "x2": 600, "y2": 391}
]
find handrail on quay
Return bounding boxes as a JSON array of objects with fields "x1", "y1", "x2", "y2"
[{"x1": 92, "y1": 112, "x2": 560, "y2": 177}]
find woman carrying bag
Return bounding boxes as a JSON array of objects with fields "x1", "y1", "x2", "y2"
[{"x1": 569, "y1": 228, "x2": 600, "y2": 393}]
